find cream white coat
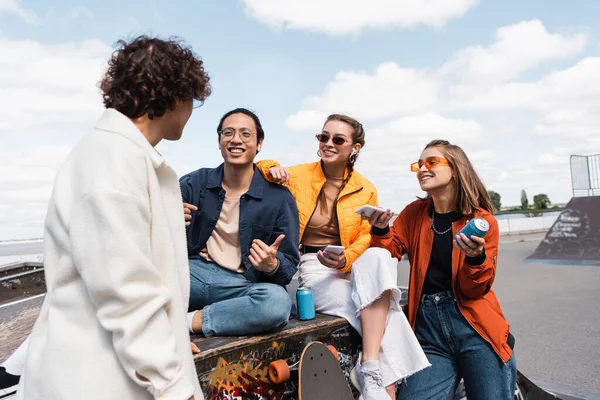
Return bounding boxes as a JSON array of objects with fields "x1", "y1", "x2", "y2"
[{"x1": 16, "y1": 109, "x2": 203, "y2": 400}]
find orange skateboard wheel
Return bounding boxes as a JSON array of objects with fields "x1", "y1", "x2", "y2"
[
  {"x1": 268, "y1": 359, "x2": 290, "y2": 384},
  {"x1": 326, "y1": 344, "x2": 339, "y2": 360}
]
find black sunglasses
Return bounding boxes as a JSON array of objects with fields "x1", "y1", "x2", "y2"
[{"x1": 315, "y1": 133, "x2": 348, "y2": 146}]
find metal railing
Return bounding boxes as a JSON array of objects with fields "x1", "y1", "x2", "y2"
[{"x1": 571, "y1": 154, "x2": 600, "y2": 197}]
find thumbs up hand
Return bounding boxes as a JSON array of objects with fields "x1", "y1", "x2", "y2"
[{"x1": 249, "y1": 234, "x2": 285, "y2": 273}]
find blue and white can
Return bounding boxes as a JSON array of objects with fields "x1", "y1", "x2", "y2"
[
  {"x1": 457, "y1": 217, "x2": 490, "y2": 238},
  {"x1": 296, "y1": 287, "x2": 315, "y2": 321}
]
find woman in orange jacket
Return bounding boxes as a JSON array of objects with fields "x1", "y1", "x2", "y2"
[
  {"x1": 258, "y1": 114, "x2": 429, "y2": 400},
  {"x1": 367, "y1": 139, "x2": 516, "y2": 400}
]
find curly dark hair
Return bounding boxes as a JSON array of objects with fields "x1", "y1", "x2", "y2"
[{"x1": 100, "y1": 35, "x2": 211, "y2": 119}]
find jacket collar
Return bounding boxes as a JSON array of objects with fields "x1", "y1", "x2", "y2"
[
  {"x1": 312, "y1": 161, "x2": 364, "y2": 197},
  {"x1": 94, "y1": 109, "x2": 165, "y2": 169},
  {"x1": 207, "y1": 163, "x2": 265, "y2": 199}
]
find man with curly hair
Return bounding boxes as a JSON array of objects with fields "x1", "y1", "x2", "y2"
[{"x1": 15, "y1": 35, "x2": 211, "y2": 400}]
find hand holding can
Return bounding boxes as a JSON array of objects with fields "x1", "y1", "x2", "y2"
[{"x1": 457, "y1": 217, "x2": 489, "y2": 238}]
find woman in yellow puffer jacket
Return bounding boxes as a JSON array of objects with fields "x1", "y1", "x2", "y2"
[{"x1": 257, "y1": 114, "x2": 429, "y2": 400}]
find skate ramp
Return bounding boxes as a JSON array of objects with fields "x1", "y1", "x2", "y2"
[{"x1": 526, "y1": 196, "x2": 600, "y2": 266}]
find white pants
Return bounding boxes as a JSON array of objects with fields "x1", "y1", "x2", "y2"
[{"x1": 298, "y1": 247, "x2": 431, "y2": 387}]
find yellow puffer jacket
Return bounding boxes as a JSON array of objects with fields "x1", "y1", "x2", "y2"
[{"x1": 257, "y1": 160, "x2": 378, "y2": 273}]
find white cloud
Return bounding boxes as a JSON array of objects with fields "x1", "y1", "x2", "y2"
[
  {"x1": 284, "y1": 20, "x2": 597, "y2": 210},
  {"x1": 286, "y1": 63, "x2": 440, "y2": 130},
  {"x1": 452, "y1": 57, "x2": 600, "y2": 140},
  {"x1": 0, "y1": 37, "x2": 111, "y2": 240},
  {"x1": 0, "y1": 37, "x2": 110, "y2": 135},
  {"x1": 286, "y1": 21, "x2": 587, "y2": 132},
  {"x1": 355, "y1": 113, "x2": 488, "y2": 209},
  {"x1": 442, "y1": 20, "x2": 587, "y2": 83},
  {"x1": 0, "y1": 145, "x2": 72, "y2": 240},
  {"x1": 0, "y1": 0, "x2": 40, "y2": 23},
  {"x1": 241, "y1": 0, "x2": 478, "y2": 35},
  {"x1": 285, "y1": 110, "x2": 328, "y2": 132}
]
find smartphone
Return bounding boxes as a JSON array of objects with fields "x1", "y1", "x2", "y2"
[
  {"x1": 354, "y1": 205, "x2": 384, "y2": 218},
  {"x1": 323, "y1": 245, "x2": 345, "y2": 255}
]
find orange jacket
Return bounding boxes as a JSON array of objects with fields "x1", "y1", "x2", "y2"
[
  {"x1": 257, "y1": 160, "x2": 377, "y2": 273},
  {"x1": 371, "y1": 198, "x2": 512, "y2": 362}
]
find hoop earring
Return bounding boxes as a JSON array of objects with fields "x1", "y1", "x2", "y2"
[
  {"x1": 317, "y1": 150, "x2": 322, "y2": 157},
  {"x1": 348, "y1": 154, "x2": 356, "y2": 164}
]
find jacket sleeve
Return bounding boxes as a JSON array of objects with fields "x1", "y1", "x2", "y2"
[
  {"x1": 370, "y1": 204, "x2": 410, "y2": 260},
  {"x1": 179, "y1": 173, "x2": 192, "y2": 204},
  {"x1": 456, "y1": 214, "x2": 499, "y2": 299},
  {"x1": 69, "y1": 189, "x2": 195, "y2": 400},
  {"x1": 179, "y1": 172, "x2": 200, "y2": 256},
  {"x1": 340, "y1": 189, "x2": 378, "y2": 273},
  {"x1": 261, "y1": 190, "x2": 300, "y2": 285},
  {"x1": 255, "y1": 160, "x2": 282, "y2": 184},
  {"x1": 255, "y1": 160, "x2": 303, "y2": 192}
]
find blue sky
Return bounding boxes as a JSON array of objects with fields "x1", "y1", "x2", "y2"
[{"x1": 1, "y1": 0, "x2": 600, "y2": 240}]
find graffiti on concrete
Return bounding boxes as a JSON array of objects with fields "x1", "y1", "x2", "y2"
[{"x1": 201, "y1": 341, "x2": 288, "y2": 400}]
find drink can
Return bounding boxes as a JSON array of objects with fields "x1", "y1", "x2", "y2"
[
  {"x1": 457, "y1": 217, "x2": 490, "y2": 238},
  {"x1": 296, "y1": 287, "x2": 315, "y2": 320}
]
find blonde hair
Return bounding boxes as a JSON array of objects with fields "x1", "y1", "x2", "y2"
[{"x1": 424, "y1": 139, "x2": 494, "y2": 215}]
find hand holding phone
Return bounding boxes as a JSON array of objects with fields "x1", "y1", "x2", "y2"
[
  {"x1": 318, "y1": 245, "x2": 347, "y2": 270},
  {"x1": 355, "y1": 205, "x2": 384, "y2": 218},
  {"x1": 323, "y1": 245, "x2": 345, "y2": 255}
]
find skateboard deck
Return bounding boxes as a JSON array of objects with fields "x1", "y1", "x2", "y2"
[{"x1": 298, "y1": 342, "x2": 353, "y2": 400}]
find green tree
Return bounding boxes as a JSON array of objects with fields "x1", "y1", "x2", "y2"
[
  {"x1": 488, "y1": 190, "x2": 502, "y2": 211},
  {"x1": 520, "y1": 190, "x2": 529, "y2": 210},
  {"x1": 533, "y1": 194, "x2": 551, "y2": 209}
]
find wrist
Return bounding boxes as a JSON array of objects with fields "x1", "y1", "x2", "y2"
[
  {"x1": 465, "y1": 249, "x2": 486, "y2": 265},
  {"x1": 266, "y1": 258, "x2": 280, "y2": 275},
  {"x1": 371, "y1": 225, "x2": 390, "y2": 236}
]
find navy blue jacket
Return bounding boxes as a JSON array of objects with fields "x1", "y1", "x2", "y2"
[{"x1": 180, "y1": 164, "x2": 300, "y2": 286}]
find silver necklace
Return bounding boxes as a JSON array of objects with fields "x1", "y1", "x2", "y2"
[{"x1": 431, "y1": 211, "x2": 453, "y2": 235}]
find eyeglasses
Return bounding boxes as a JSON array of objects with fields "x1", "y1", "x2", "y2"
[
  {"x1": 410, "y1": 156, "x2": 450, "y2": 172},
  {"x1": 193, "y1": 99, "x2": 204, "y2": 109},
  {"x1": 316, "y1": 133, "x2": 348, "y2": 146},
  {"x1": 219, "y1": 128, "x2": 256, "y2": 143}
]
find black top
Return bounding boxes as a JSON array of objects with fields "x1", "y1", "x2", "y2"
[{"x1": 422, "y1": 210, "x2": 463, "y2": 295}]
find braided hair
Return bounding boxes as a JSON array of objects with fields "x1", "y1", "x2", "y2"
[{"x1": 318, "y1": 114, "x2": 366, "y2": 221}]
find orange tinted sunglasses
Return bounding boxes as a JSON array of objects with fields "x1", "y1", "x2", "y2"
[{"x1": 410, "y1": 156, "x2": 450, "y2": 172}]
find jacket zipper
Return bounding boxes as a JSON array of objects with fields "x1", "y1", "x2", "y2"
[{"x1": 336, "y1": 187, "x2": 363, "y2": 246}]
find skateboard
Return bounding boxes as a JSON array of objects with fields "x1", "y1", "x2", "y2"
[{"x1": 268, "y1": 341, "x2": 354, "y2": 400}]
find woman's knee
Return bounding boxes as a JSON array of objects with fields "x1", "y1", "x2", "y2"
[
  {"x1": 352, "y1": 248, "x2": 398, "y2": 287},
  {"x1": 354, "y1": 248, "x2": 395, "y2": 271}
]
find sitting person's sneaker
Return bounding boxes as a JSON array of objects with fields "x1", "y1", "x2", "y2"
[
  {"x1": 0, "y1": 366, "x2": 20, "y2": 394},
  {"x1": 350, "y1": 354, "x2": 391, "y2": 400}
]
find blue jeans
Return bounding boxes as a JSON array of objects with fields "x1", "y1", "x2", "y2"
[
  {"x1": 399, "y1": 291, "x2": 517, "y2": 400},
  {"x1": 188, "y1": 257, "x2": 292, "y2": 336}
]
